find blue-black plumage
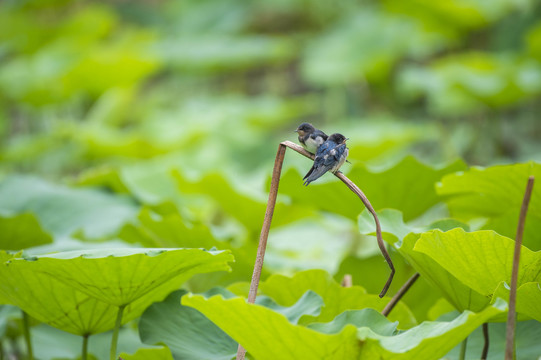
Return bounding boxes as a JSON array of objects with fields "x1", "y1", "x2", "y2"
[
  {"x1": 303, "y1": 133, "x2": 349, "y2": 186},
  {"x1": 294, "y1": 123, "x2": 328, "y2": 154}
]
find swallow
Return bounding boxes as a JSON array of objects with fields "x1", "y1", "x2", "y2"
[
  {"x1": 303, "y1": 133, "x2": 349, "y2": 186},
  {"x1": 294, "y1": 123, "x2": 328, "y2": 154}
]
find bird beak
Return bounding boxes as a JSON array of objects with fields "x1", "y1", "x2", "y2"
[{"x1": 294, "y1": 129, "x2": 299, "y2": 133}]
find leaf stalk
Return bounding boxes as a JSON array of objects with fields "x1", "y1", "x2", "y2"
[
  {"x1": 481, "y1": 323, "x2": 489, "y2": 359},
  {"x1": 110, "y1": 304, "x2": 126, "y2": 360},
  {"x1": 459, "y1": 338, "x2": 468, "y2": 360},
  {"x1": 82, "y1": 334, "x2": 89, "y2": 360},
  {"x1": 382, "y1": 272, "x2": 419, "y2": 317},
  {"x1": 22, "y1": 311, "x2": 33, "y2": 360},
  {"x1": 505, "y1": 176, "x2": 535, "y2": 360}
]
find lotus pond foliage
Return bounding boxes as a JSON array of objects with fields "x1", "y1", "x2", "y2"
[{"x1": 1, "y1": 0, "x2": 541, "y2": 359}]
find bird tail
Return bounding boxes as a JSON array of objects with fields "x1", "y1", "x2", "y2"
[
  {"x1": 303, "y1": 166, "x2": 315, "y2": 180},
  {"x1": 303, "y1": 166, "x2": 328, "y2": 186}
]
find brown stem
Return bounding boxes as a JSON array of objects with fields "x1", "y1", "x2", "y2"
[
  {"x1": 236, "y1": 141, "x2": 393, "y2": 359},
  {"x1": 505, "y1": 176, "x2": 535, "y2": 360},
  {"x1": 247, "y1": 144, "x2": 286, "y2": 303},
  {"x1": 381, "y1": 272, "x2": 420, "y2": 317},
  {"x1": 481, "y1": 323, "x2": 489, "y2": 360},
  {"x1": 236, "y1": 144, "x2": 286, "y2": 360},
  {"x1": 334, "y1": 171, "x2": 394, "y2": 297}
]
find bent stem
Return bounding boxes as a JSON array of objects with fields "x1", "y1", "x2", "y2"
[
  {"x1": 236, "y1": 141, "x2": 393, "y2": 360},
  {"x1": 334, "y1": 171, "x2": 394, "y2": 297},
  {"x1": 236, "y1": 144, "x2": 286, "y2": 359},
  {"x1": 481, "y1": 323, "x2": 489, "y2": 360},
  {"x1": 110, "y1": 304, "x2": 126, "y2": 360},
  {"x1": 22, "y1": 311, "x2": 33, "y2": 360},
  {"x1": 283, "y1": 141, "x2": 394, "y2": 297},
  {"x1": 505, "y1": 176, "x2": 535, "y2": 360},
  {"x1": 82, "y1": 334, "x2": 89, "y2": 360},
  {"x1": 382, "y1": 272, "x2": 420, "y2": 317}
]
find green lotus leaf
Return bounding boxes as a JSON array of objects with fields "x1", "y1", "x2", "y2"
[
  {"x1": 334, "y1": 253, "x2": 442, "y2": 323},
  {"x1": 0, "y1": 176, "x2": 139, "y2": 239},
  {"x1": 308, "y1": 309, "x2": 398, "y2": 336},
  {"x1": 161, "y1": 36, "x2": 295, "y2": 71},
  {"x1": 445, "y1": 319, "x2": 541, "y2": 360},
  {"x1": 258, "y1": 269, "x2": 416, "y2": 328},
  {"x1": 357, "y1": 299, "x2": 506, "y2": 359},
  {"x1": 414, "y1": 229, "x2": 541, "y2": 296},
  {"x1": 120, "y1": 347, "x2": 174, "y2": 360},
  {"x1": 394, "y1": 229, "x2": 537, "y2": 322},
  {"x1": 0, "y1": 252, "x2": 17, "y2": 305},
  {"x1": 260, "y1": 269, "x2": 364, "y2": 306},
  {"x1": 119, "y1": 207, "x2": 259, "y2": 292},
  {"x1": 437, "y1": 162, "x2": 541, "y2": 250},
  {"x1": 302, "y1": 9, "x2": 447, "y2": 86},
  {"x1": 358, "y1": 209, "x2": 419, "y2": 244},
  {"x1": 357, "y1": 208, "x2": 469, "y2": 245},
  {"x1": 357, "y1": 210, "x2": 491, "y2": 314},
  {"x1": 396, "y1": 233, "x2": 490, "y2": 313},
  {"x1": 182, "y1": 293, "x2": 506, "y2": 360},
  {"x1": 257, "y1": 291, "x2": 324, "y2": 324},
  {"x1": 355, "y1": 208, "x2": 470, "y2": 321},
  {"x1": 278, "y1": 156, "x2": 466, "y2": 221},
  {"x1": 119, "y1": 208, "x2": 219, "y2": 249},
  {"x1": 492, "y1": 281, "x2": 541, "y2": 322},
  {"x1": 139, "y1": 289, "x2": 323, "y2": 359},
  {"x1": 0, "y1": 259, "x2": 119, "y2": 334},
  {"x1": 0, "y1": 213, "x2": 53, "y2": 250},
  {"x1": 412, "y1": 229, "x2": 539, "y2": 322},
  {"x1": 31, "y1": 323, "x2": 156, "y2": 360},
  {"x1": 182, "y1": 294, "x2": 360, "y2": 360},
  {"x1": 13, "y1": 248, "x2": 233, "y2": 307},
  {"x1": 201, "y1": 287, "x2": 325, "y2": 323},
  {"x1": 0, "y1": 248, "x2": 233, "y2": 335},
  {"x1": 172, "y1": 171, "x2": 314, "y2": 233},
  {"x1": 139, "y1": 289, "x2": 237, "y2": 360}
]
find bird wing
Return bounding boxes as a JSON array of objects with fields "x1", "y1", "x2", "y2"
[
  {"x1": 310, "y1": 130, "x2": 328, "y2": 141},
  {"x1": 325, "y1": 144, "x2": 346, "y2": 165},
  {"x1": 303, "y1": 163, "x2": 333, "y2": 185},
  {"x1": 303, "y1": 141, "x2": 338, "y2": 185},
  {"x1": 303, "y1": 141, "x2": 332, "y2": 180},
  {"x1": 322, "y1": 146, "x2": 340, "y2": 166}
]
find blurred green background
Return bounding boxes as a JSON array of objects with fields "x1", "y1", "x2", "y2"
[
  {"x1": 1, "y1": 0, "x2": 541, "y2": 317},
  {"x1": 2, "y1": 0, "x2": 541, "y2": 178}
]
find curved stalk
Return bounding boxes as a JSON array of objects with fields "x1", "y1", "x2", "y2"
[
  {"x1": 505, "y1": 176, "x2": 535, "y2": 360},
  {"x1": 481, "y1": 323, "x2": 489, "y2": 360},
  {"x1": 382, "y1": 273, "x2": 420, "y2": 317}
]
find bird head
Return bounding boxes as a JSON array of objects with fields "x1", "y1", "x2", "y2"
[
  {"x1": 294, "y1": 122, "x2": 315, "y2": 135},
  {"x1": 328, "y1": 133, "x2": 347, "y2": 144}
]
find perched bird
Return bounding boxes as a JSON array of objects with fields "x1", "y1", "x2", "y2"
[
  {"x1": 294, "y1": 123, "x2": 328, "y2": 154},
  {"x1": 303, "y1": 133, "x2": 349, "y2": 186}
]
